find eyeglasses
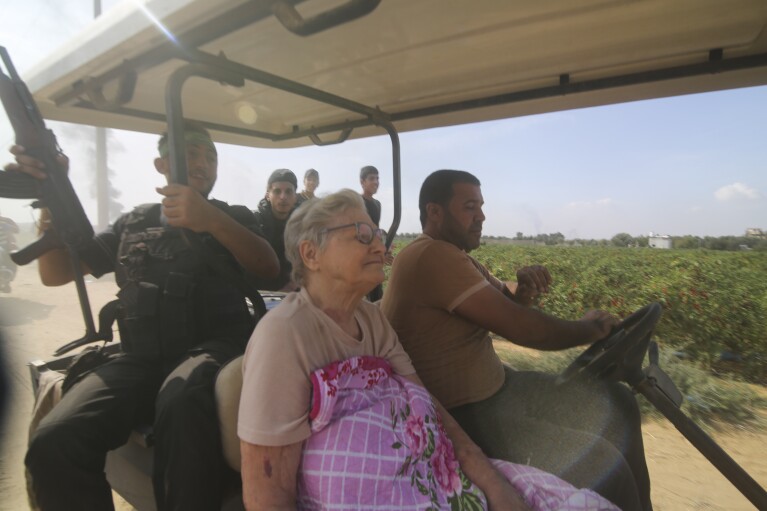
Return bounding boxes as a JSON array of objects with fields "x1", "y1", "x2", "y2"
[{"x1": 321, "y1": 222, "x2": 387, "y2": 245}]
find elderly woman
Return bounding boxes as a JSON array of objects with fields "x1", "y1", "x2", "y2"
[{"x1": 237, "y1": 190, "x2": 617, "y2": 510}]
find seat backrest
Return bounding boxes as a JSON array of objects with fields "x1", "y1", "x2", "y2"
[
  {"x1": 215, "y1": 355, "x2": 243, "y2": 471},
  {"x1": 214, "y1": 294, "x2": 288, "y2": 472}
]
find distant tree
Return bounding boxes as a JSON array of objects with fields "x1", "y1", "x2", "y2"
[
  {"x1": 702, "y1": 236, "x2": 741, "y2": 251},
  {"x1": 635, "y1": 235, "x2": 649, "y2": 248},
  {"x1": 59, "y1": 124, "x2": 125, "y2": 224},
  {"x1": 548, "y1": 232, "x2": 565, "y2": 245},
  {"x1": 515, "y1": 232, "x2": 524, "y2": 240},
  {"x1": 674, "y1": 235, "x2": 701, "y2": 249},
  {"x1": 611, "y1": 232, "x2": 634, "y2": 247},
  {"x1": 531, "y1": 232, "x2": 564, "y2": 245}
]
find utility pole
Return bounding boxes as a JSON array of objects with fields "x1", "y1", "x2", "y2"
[{"x1": 94, "y1": 0, "x2": 109, "y2": 230}]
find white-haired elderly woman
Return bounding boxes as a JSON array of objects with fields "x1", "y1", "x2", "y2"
[{"x1": 237, "y1": 189, "x2": 617, "y2": 511}]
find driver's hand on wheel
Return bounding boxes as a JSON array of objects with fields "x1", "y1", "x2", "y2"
[
  {"x1": 581, "y1": 310, "x2": 619, "y2": 342},
  {"x1": 4, "y1": 145, "x2": 69, "y2": 180}
]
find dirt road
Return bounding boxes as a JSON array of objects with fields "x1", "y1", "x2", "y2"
[
  {"x1": 1, "y1": 263, "x2": 765, "y2": 510},
  {"x1": 0, "y1": 263, "x2": 132, "y2": 510}
]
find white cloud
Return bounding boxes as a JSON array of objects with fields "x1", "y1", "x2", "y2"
[{"x1": 714, "y1": 182, "x2": 761, "y2": 201}]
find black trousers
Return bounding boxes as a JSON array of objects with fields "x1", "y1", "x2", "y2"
[
  {"x1": 449, "y1": 366, "x2": 652, "y2": 511},
  {"x1": 26, "y1": 339, "x2": 242, "y2": 511}
]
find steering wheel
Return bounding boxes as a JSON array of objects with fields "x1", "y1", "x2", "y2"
[{"x1": 556, "y1": 302, "x2": 662, "y2": 386}]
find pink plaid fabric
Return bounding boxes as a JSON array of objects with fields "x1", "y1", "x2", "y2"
[{"x1": 297, "y1": 356, "x2": 619, "y2": 511}]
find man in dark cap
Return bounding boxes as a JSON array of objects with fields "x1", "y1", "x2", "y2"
[
  {"x1": 297, "y1": 168, "x2": 319, "y2": 206},
  {"x1": 253, "y1": 168, "x2": 299, "y2": 290}
]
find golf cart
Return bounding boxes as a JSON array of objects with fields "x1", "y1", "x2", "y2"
[{"x1": 6, "y1": 0, "x2": 767, "y2": 509}]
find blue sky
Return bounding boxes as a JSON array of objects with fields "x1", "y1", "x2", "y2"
[{"x1": 1, "y1": 0, "x2": 765, "y2": 240}]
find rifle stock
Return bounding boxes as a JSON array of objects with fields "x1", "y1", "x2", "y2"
[{"x1": 0, "y1": 45, "x2": 93, "y2": 265}]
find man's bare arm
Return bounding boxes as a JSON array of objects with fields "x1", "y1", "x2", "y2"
[
  {"x1": 200, "y1": 207, "x2": 279, "y2": 278},
  {"x1": 35, "y1": 207, "x2": 94, "y2": 286},
  {"x1": 157, "y1": 184, "x2": 280, "y2": 278},
  {"x1": 455, "y1": 285, "x2": 615, "y2": 350},
  {"x1": 240, "y1": 440, "x2": 302, "y2": 511},
  {"x1": 5, "y1": 147, "x2": 90, "y2": 286}
]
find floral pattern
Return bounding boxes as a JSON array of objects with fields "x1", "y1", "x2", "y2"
[
  {"x1": 298, "y1": 356, "x2": 619, "y2": 511},
  {"x1": 388, "y1": 382, "x2": 485, "y2": 510}
]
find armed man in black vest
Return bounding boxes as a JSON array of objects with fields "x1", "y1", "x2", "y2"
[{"x1": 5, "y1": 121, "x2": 279, "y2": 511}]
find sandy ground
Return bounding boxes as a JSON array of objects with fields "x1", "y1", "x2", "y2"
[
  {"x1": 1, "y1": 263, "x2": 766, "y2": 510},
  {"x1": 0, "y1": 263, "x2": 133, "y2": 511}
]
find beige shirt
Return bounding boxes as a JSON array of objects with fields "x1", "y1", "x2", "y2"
[
  {"x1": 238, "y1": 287, "x2": 415, "y2": 447},
  {"x1": 381, "y1": 235, "x2": 506, "y2": 409}
]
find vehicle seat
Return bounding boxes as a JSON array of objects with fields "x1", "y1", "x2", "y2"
[
  {"x1": 214, "y1": 355, "x2": 244, "y2": 472},
  {"x1": 213, "y1": 291, "x2": 287, "y2": 472},
  {"x1": 28, "y1": 353, "x2": 247, "y2": 509},
  {"x1": 103, "y1": 356, "x2": 245, "y2": 510}
]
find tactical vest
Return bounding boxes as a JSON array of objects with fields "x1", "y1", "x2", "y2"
[{"x1": 114, "y1": 204, "x2": 254, "y2": 362}]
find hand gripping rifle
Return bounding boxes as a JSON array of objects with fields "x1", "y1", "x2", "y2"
[{"x1": 0, "y1": 46, "x2": 111, "y2": 354}]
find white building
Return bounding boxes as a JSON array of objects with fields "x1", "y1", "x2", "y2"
[{"x1": 648, "y1": 232, "x2": 672, "y2": 249}]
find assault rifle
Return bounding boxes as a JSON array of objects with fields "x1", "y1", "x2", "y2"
[
  {"x1": 0, "y1": 46, "x2": 94, "y2": 264},
  {"x1": 0, "y1": 46, "x2": 110, "y2": 353}
]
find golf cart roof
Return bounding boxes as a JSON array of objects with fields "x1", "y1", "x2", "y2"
[{"x1": 23, "y1": 0, "x2": 767, "y2": 148}]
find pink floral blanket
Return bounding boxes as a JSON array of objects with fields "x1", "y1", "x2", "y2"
[{"x1": 297, "y1": 356, "x2": 619, "y2": 510}]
